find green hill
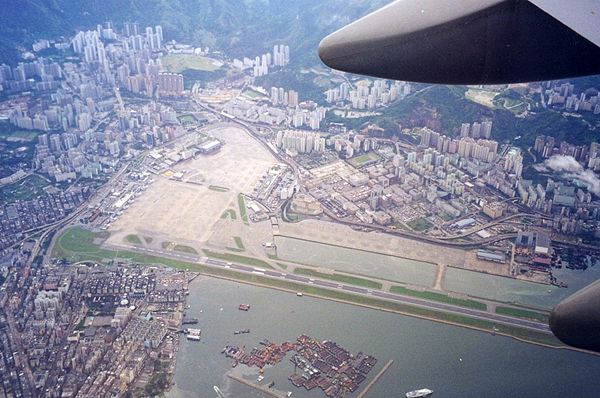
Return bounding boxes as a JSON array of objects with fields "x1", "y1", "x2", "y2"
[{"x1": 0, "y1": 0, "x2": 387, "y2": 65}]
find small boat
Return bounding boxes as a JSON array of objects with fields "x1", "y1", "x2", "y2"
[
  {"x1": 257, "y1": 375, "x2": 264, "y2": 382},
  {"x1": 239, "y1": 304, "x2": 250, "y2": 311},
  {"x1": 268, "y1": 381, "x2": 275, "y2": 388},
  {"x1": 287, "y1": 392, "x2": 292, "y2": 397},
  {"x1": 296, "y1": 292, "x2": 303, "y2": 297},
  {"x1": 406, "y1": 388, "x2": 433, "y2": 398}
]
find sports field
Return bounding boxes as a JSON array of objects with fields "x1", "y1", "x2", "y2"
[
  {"x1": 347, "y1": 152, "x2": 381, "y2": 168},
  {"x1": 162, "y1": 54, "x2": 221, "y2": 73}
]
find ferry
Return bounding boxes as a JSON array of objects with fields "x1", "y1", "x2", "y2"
[
  {"x1": 406, "y1": 388, "x2": 433, "y2": 398},
  {"x1": 186, "y1": 328, "x2": 201, "y2": 341}
]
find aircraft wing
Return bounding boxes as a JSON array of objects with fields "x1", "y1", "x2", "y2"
[
  {"x1": 318, "y1": 0, "x2": 600, "y2": 84},
  {"x1": 530, "y1": 0, "x2": 600, "y2": 47}
]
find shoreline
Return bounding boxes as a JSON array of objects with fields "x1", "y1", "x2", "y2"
[{"x1": 188, "y1": 272, "x2": 598, "y2": 357}]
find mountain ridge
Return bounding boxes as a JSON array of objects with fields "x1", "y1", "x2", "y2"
[{"x1": 0, "y1": 0, "x2": 388, "y2": 65}]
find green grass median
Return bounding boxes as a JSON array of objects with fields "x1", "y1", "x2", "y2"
[
  {"x1": 496, "y1": 306, "x2": 549, "y2": 323},
  {"x1": 391, "y1": 285, "x2": 487, "y2": 311},
  {"x1": 202, "y1": 249, "x2": 272, "y2": 269},
  {"x1": 295, "y1": 268, "x2": 382, "y2": 290}
]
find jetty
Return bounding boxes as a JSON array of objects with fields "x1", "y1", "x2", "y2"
[
  {"x1": 228, "y1": 374, "x2": 284, "y2": 398},
  {"x1": 356, "y1": 359, "x2": 394, "y2": 398}
]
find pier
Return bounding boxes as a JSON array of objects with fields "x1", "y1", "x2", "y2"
[
  {"x1": 356, "y1": 359, "x2": 394, "y2": 398},
  {"x1": 228, "y1": 374, "x2": 284, "y2": 398}
]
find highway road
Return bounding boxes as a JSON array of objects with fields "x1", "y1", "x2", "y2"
[{"x1": 105, "y1": 243, "x2": 551, "y2": 334}]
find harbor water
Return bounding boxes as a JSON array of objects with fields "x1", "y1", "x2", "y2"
[{"x1": 168, "y1": 276, "x2": 600, "y2": 398}]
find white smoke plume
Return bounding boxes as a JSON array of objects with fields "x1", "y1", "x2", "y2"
[{"x1": 545, "y1": 155, "x2": 600, "y2": 196}]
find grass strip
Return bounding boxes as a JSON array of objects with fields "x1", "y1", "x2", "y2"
[
  {"x1": 208, "y1": 185, "x2": 229, "y2": 192},
  {"x1": 173, "y1": 245, "x2": 198, "y2": 255},
  {"x1": 202, "y1": 249, "x2": 272, "y2": 269},
  {"x1": 295, "y1": 267, "x2": 382, "y2": 290},
  {"x1": 233, "y1": 236, "x2": 245, "y2": 250},
  {"x1": 221, "y1": 209, "x2": 237, "y2": 220},
  {"x1": 391, "y1": 285, "x2": 487, "y2": 311},
  {"x1": 238, "y1": 194, "x2": 249, "y2": 225},
  {"x1": 496, "y1": 306, "x2": 549, "y2": 323}
]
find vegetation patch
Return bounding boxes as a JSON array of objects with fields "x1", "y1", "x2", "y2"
[
  {"x1": 125, "y1": 234, "x2": 142, "y2": 245},
  {"x1": 496, "y1": 306, "x2": 549, "y2": 323},
  {"x1": 0, "y1": 174, "x2": 51, "y2": 202},
  {"x1": 177, "y1": 114, "x2": 197, "y2": 124},
  {"x1": 407, "y1": 217, "x2": 433, "y2": 232},
  {"x1": 7, "y1": 130, "x2": 40, "y2": 141},
  {"x1": 346, "y1": 152, "x2": 381, "y2": 168},
  {"x1": 202, "y1": 249, "x2": 272, "y2": 269},
  {"x1": 439, "y1": 212, "x2": 455, "y2": 222},
  {"x1": 313, "y1": 75, "x2": 331, "y2": 87},
  {"x1": 162, "y1": 54, "x2": 221, "y2": 73},
  {"x1": 233, "y1": 236, "x2": 245, "y2": 250},
  {"x1": 143, "y1": 371, "x2": 169, "y2": 397},
  {"x1": 255, "y1": 70, "x2": 331, "y2": 103},
  {"x1": 238, "y1": 194, "x2": 249, "y2": 225},
  {"x1": 173, "y1": 245, "x2": 198, "y2": 255},
  {"x1": 465, "y1": 88, "x2": 499, "y2": 108},
  {"x1": 390, "y1": 285, "x2": 487, "y2": 311},
  {"x1": 295, "y1": 268, "x2": 382, "y2": 290},
  {"x1": 209, "y1": 185, "x2": 229, "y2": 192},
  {"x1": 221, "y1": 209, "x2": 237, "y2": 220},
  {"x1": 52, "y1": 227, "x2": 113, "y2": 261},
  {"x1": 241, "y1": 88, "x2": 267, "y2": 99},
  {"x1": 161, "y1": 241, "x2": 172, "y2": 250}
]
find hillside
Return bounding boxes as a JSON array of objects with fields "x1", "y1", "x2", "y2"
[{"x1": 0, "y1": 0, "x2": 387, "y2": 65}]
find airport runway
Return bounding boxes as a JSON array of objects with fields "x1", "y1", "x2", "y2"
[{"x1": 106, "y1": 243, "x2": 551, "y2": 333}]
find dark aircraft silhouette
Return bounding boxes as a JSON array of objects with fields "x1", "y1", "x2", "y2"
[
  {"x1": 319, "y1": 0, "x2": 600, "y2": 84},
  {"x1": 318, "y1": 0, "x2": 600, "y2": 353}
]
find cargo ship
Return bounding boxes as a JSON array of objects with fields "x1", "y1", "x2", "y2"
[{"x1": 406, "y1": 388, "x2": 433, "y2": 397}]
